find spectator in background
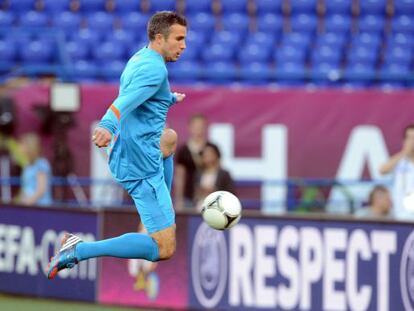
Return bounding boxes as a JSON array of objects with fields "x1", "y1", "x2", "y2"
[
  {"x1": 19, "y1": 133, "x2": 52, "y2": 206},
  {"x1": 380, "y1": 124, "x2": 414, "y2": 219},
  {"x1": 174, "y1": 114, "x2": 209, "y2": 210},
  {"x1": 355, "y1": 185, "x2": 392, "y2": 218},
  {"x1": 195, "y1": 143, "x2": 235, "y2": 210}
]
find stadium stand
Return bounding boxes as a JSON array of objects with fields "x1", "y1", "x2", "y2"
[{"x1": 0, "y1": 0, "x2": 413, "y2": 87}]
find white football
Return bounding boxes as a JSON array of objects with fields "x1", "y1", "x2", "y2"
[{"x1": 201, "y1": 191, "x2": 242, "y2": 230}]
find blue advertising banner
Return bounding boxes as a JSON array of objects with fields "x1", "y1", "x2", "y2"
[
  {"x1": 189, "y1": 216, "x2": 414, "y2": 311},
  {"x1": 0, "y1": 205, "x2": 98, "y2": 301}
]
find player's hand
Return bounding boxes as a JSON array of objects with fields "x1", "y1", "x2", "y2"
[
  {"x1": 92, "y1": 127, "x2": 112, "y2": 148},
  {"x1": 174, "y1": 92, "x2": 186, "y2": 103}
]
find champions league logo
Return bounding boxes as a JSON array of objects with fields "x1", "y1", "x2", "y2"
[
  {"x1": 401, "y1": 231, "x2": 414, "y2": 311},
  {"x1": 191, "y1": 222, "x2": 228, "y2": 308}
]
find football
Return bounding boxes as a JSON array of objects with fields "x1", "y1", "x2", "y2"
[{"x1": 201, "y1": 191, "x2": 242, "y2": 230}]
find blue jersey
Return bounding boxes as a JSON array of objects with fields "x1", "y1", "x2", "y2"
[{"x1": 99, "y1": 47, "x2": 177, "y2": 182}]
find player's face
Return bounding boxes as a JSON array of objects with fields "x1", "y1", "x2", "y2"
[{"x1": 161, "y1": 24, "x2": 187, "y2": 62}]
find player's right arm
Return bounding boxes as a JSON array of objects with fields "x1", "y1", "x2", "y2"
[
  {"x1": 93, "y1": 63, "x2": 166, "y2": 147},
  {"x1": 380, "y1": 139, "x2": 413, "y2": 174}
]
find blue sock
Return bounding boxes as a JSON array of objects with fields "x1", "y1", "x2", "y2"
[
  {"x1": 75, "y1": 233, "x2": 159, "y2": 262},
  {"x1": 163, "y1": 155, "x2": 174, "y2": 193}
]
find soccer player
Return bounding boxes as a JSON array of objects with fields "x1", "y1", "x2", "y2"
[{"x1": 47, "y1": 11, "x2": 187, "y2": 279}]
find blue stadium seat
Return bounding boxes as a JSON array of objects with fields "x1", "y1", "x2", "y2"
[
  {"x1": 188, "y1": 13, "x2": 216, "y2": 33},
  {"x1": 280, "y1": 32, "x2": 312, "y2": 48},
  {"x1": 148, "y1": 0, "x2": 176, "y2": 13},
  {"x1": 0, "y1": 11, "x2": 15, "y2": 27},
  {"x1": 311, "y1": 45, "x2": 342, "y2": 63},
  {"x1": 71, "y1": 60, "x2": 98, "y2": 80},
  {"x1": 245, "y1": 32, "x2": 276, "y2": 49},
  {"x1": 185, "y1": 30, "x2": 207, "y2": 51},
  {"x1": 0, "y1": 39, "x2": 16, "y2": 62},
  {"x1": 177, "y1": 44, "x2": 199, "y2": 61},
  {"x1": 221, "y1": 0, "x2": 248, "y2": 13},
  {"x1": 324, "y1": 14, "x2": 352, "y2": 32},
  {"x1": 256, "y1": 14, "x2": 283, "y2": 35},
  {"x1": 291, "y1": 14, "x2": 318, "y2": 33},
  {"x1": 8, "y1": 0, "x2": 35, "y2": 13},
  {"x1": 360, "y1": 0, "x2": 386, "y2": 15},
  {"x1": 114, "y1": 0, "x2": 141, "y2": 13},
  {"x1": 255, "y1": 0, "x2": 282, "y2": 14},
  {"x1": 274, "y1": 45, "x2": 307, "y2": 62},
  {"x1": 204, "y1": 61, "x2": 238, "y2": 83},
  {"x1": 202, "y1": 43, "x2": 235, "y2": 62},
  {"x1": 316, "y1": 32, "x2": 347, "y2": 48},
  {"x1": 325, "y1": 0, "x2": 352, "y2": 15},
  {"x1": 358, "y1": 15, "x2": 385, "y2": 33},
  {"x1": 240, "y1": 62, "x2": 273, "y2": 84},
  {"x1": 100, "y1": 60, "x2": 125, "y2": 81},
  {"x1": 19, "y1": 11, "x2": 49, "y2": 27},
  {"x1": 71, "y1": 29, "x2": 101, "y2": 49},
  {"x1": 168, "y1": 61, "x2": 202, "y2": 83},
  {"x1": 185, "y1": 0, "x2": 212, "y2": 14},
  {"x1": 394, "y1": 0, "x2": 414, "y2": 15},
  {"x1": 351, "y1": 32, "x2": 382, "y2": 48},
  {"x1": 93, "y1": 41, "x2": 126, "y2": 61},
  {"x1": 121, "y1": 12, "x2": 149, "y2": 33},
  {"x1": 86, "y1": 12, "x2": 114, "y2": 34},
  {"x1": 20, "y1": 40, "x2": 53, "y2": 63},
  {"x1": 343, "y1": 63, "x2": 376, "y2": 82},
  {"x1": 275, "y1": 61, "x2": 306, "y2": 82},
  {"x1": 79, "y1": 0, "x2": 106, "y2": 13},
  {"x1": 106, "y1": 30, "x2": 136, "y2": 51},
  {"x1": 42, "y1": 0, "x2": 70, "y2": 13},
  {"x1": 379, "y1": 63, "x2": 410, "y2": 84},
  {"x1": 53, "y1": 12, "x2": 81, "y2": 34},
  {"x1": 65, "y1": 40, "x2": 89, "y2": 61},
  {"x1": 239, "y1": 43, "x2": 272, "y2": 64},
  {"x1": 387, "y1": 32, "x2": 414, "y2": 48},
  {"x1": 392, "y1": 15, "x2": 414, "y2": 33},
  {"x1": 347, "y1": 46, "x2": 378, "y2": 65},
  {"x1": 290, "y1": 0, "x2": 317, "y2": 14},
  {"x1": 383, "y1": 46, "x2": 413, "y2": 65},
  {"x1": 310, "y1": 62, "x2": 341, "y2": 83},
  {"x1": 211, "y1": 31, "x2": 242, "y2": 48},
  {"x1": 222, "y1": 13, "x2": 250, "y2": 34}
]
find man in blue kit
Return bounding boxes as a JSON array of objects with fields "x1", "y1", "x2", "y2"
[{"x1": 47, "y1": 11, "x2": 187, "y2": 279}]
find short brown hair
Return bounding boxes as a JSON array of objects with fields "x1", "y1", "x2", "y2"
[
  {"x1": 368, "y1": 185, "x2": 388, "y2": 205},
  {"x1": 403, "y1": 124, "x2": 414, "y2": 138},
  {"x1": 147, "y1": 11, "x2": 187, "y2": 41}
]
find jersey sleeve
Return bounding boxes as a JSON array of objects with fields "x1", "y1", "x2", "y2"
[{"x1": 99, "y1": 63, "x2": 166, "y2": 135}]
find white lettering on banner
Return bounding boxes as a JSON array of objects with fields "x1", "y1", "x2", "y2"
[
  {"x1": 323, "y1": 229, "x2": 347, "y2": 311},
  {"x1": 278, "y1": 226, "x2": 300, "y2": 310},
  {"x1": 328, "y1": 126, "x2": 390, "y2": 213},
  {"x1": 254, "y1": 226, "x2": 277, "y2": 308},
  {"x1": 346, "y1": 230, "x2": 372, "y2": 311},
  {"x1": 371, "y1": 231, "x2": 397, "y2": 311},
  {"x1": 210, "y1": 124, "x2": 287, "y2": 214},
  {"x1": 0, "y1": 224, "x2": 96, "y2": 280},
  {"x1": 300, "y1": 227, "x2": 323, "y2": 310}
]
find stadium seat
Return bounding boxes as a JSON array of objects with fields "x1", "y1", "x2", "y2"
[
  {"x1": 387, "y1": 32, "x2": 414, "y2": 48},
  {"x1": 20, "y1": 40, "x2": 53, "y2": 63},
  {"x1": 359, "y1": 0, "x2": 386, "y2": 15},
  {"x1": 8, "y1": 0, "x2": 35, "y2": 13},
  {"x1": 343, "y1": 63, "x2": 376, "y2": 82},
  {"x1": 202, "y1": 43, "x2": 235, "y2": 62},
  {"x1": 256, "y1": 14, "x2": 283, "y2": 35},
  {"x1": 222, "y1": 13, "x2": 250, "y2": 34},
  {"x1": 93, "y1": 41, "x2": 126, "y2": 62},
  {"x1": 204, "y1": 61, "x2": 238, "y2": 83},
  {"x1": 42, "y1": 0, "x2": 71, "y2": 13},
  {"x1": 316, "y1": 32, "x2": 347, "y2": 48},
  {"x1": 392, "y1": 15, "x2": 414, "y2": 33},
  {"x1": 114, "y1": 0, "x2": 141, "y2": 13},
  {"x1": 168, "y1": 61, "x2": 202, "y2": 83},
  {"x1": 71, "y1": 29, "x2": 101, "y2": 49},
  {"x1": 71, "y1": 60, "x2": 98, "y2": 80},
  {"x1": 177, "y1": 44, "x2": 199, "y2": 61},
  {"x1": 100, "y1": 60, "x2": 125, "y2": 81},
  {"x1": 255, "y1": 0, "x2": 282, "y2": 14},
  {"x1": 245, "y1": 32, "x2": 276, "y2": 49},
  {"x1": 291, "y1": 14, "x2": 318, "y2": 33},
  {"x1": 65, "y1": 40, "x2": 89, "y2": 61},
  {"x1": 148, "y1": 0, "x2": 176, "y2": 13},
  {"x1": 324, "y1": 14, "x2": 352, "y2": 33},
  {"x1": 220, "y1": 0, "x2": 248, "y2": 14},
  {"x1": 351, "y1": 32, "x2": 382, "y2": 49},
  {"x1": 347, "y1": 46, "x2": 378, "y2": 65},
  {"x1": 19, "y1": 11, "x2": 48, "y2": 28},
  {"x1": 0, "y1": 11, "x2": 15, "y2": 27},
  {"x1": 211, "y1": 31, "x2": 242, "y2": 48},
  {"x1": 188, "y1": 13, "x2": 216, "y2": 33},
  {"x1": 358, "y1": 15, "x2": 385, "y2": 33},
  {"x1": 275, "y1": 61, "x2": 306, "y2": 82},
  {"x1": 106, "y1": 30, "x2": 136, "y2": 52},
  {"x1": 120, "y1": 12, "x2": 149, "y2": 33},
  {"x1": 394, "y1": 0, "x2": 414, "y2": 15},
  {"x1": 239, "y1": 43, "x2": 272, "y2": 64},
  {"x1": 185, "y1": 30, "x2": 207, "y2": 51},
  {"x1": 280, "y1": 32, "x2": 312, "y2": 48},
  {"x1": 290, "y1": 0, "x2": 317, "y2": 14},
  {"x1": 240, "y1": 62, "x2": 273, "y2": 84},
  {"x1": 86, "y1": 12, "x2": 114, "y2": 34},
  {"x1": 310, "y1": 62, "x2": 341, "y2": 84},
  {"x1": 383, "y1": 46, "x2": 413, "y2": 65},
  {"x1": 379, "y1": 63, "x2": 410, "y2": 84},
  {"x1": 184, "y1": 0, "x2": 211, "y2": 13},
  {"x1": 274, "y1": 45, "x2": 307, "y2": 62},
  {"x1": 0, "y1": 38, "x2": 16, "y2": 62},
  {"x1": 325, "y1": 0, "x2": 352, "y2": 15},
  {"x1": 311, "y1": 45, "x2": 342, "y2": 64},
  {"x1": 79, "y1": 0, "x2": 106, "y2": 13},
  {"x1": 52, "y1": 12, "x2": 81, "y2": 35}
]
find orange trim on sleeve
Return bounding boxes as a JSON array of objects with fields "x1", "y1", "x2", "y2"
[{"x1": 110, "y1": 104, "x2": 121, "y2": 121}]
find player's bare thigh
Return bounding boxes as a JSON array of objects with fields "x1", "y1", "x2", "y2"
[{"x1": 151, "y1": 224, "x2": 176, "y2": 260}]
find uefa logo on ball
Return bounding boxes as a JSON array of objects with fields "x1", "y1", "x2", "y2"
[
  {"x1": 191, "y1": 222, "x2": 228, "y2": 308},
  {"x1": 401, "y1": 231, "x2": 414, "y2": 311}
]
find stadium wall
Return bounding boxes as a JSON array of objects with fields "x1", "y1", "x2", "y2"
[{"x1": 1, "y1": 205, "x2": 414, "y2": 311}]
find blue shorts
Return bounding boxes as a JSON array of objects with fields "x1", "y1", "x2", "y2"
[{"x1": 121, "y1": 171, "x2": 175, "y2": 234}]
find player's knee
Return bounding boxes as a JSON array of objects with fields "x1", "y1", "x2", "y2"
[
  {"x1": 160, "y1": 128, "x2": 178, "y2": 158},
  {"x1": 158, "y1": 239, "x2": 176, "y2": 260}
]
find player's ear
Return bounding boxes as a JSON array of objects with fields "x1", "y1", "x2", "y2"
[{"x1": 154, "y1": 33, "x2": 164, "y2": 44}]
